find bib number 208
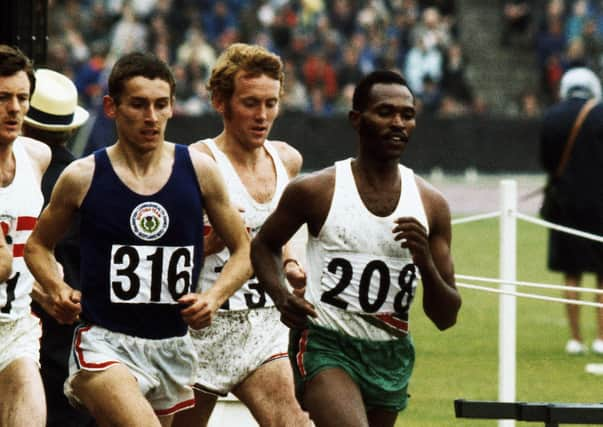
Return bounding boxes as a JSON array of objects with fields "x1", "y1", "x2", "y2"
[{"x1": 321, "y1": 258, "x2": 416, "y2": 315}]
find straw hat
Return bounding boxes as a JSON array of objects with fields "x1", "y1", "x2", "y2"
[{"x1": 24, "y1": 68, "x2": 89, "y2": 131}]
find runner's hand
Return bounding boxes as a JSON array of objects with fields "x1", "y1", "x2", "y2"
[
  {"x1": 393, "y1": 217, "x2": 432, "y2": 268},
  {"x1": 49, "y1": 286, "x2": 81, "y2": 325},
  {"x1": 179, "y1": 292, "x2": 220, "y2": 330},
  {"x1": 276, "y1": 293, "x2": 317, "y2": 329},
  {"x1": 284, "y1": 261, "x2": 306, "y2": 298}
]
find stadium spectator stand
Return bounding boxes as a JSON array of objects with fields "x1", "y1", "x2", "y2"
[
  {"x1": 44, "y1": 0, "x2": 603, "y2": 118},
  {"x1": 45, "y1": 0, "x2": 482, "y2": 117}
]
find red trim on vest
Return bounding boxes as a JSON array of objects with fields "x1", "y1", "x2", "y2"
[
  {"x1": 376, "y1": 313, "x2": 409, "y2": 333},
  {"x1": 12, "y1": 243, "x2": 24, "y2": 258},
  {"x1": 17, "y1": 216, "x2": 37, "y2": 231}
]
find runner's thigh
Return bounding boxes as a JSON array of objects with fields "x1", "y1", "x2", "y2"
[
  {"x1": 0, "y1": 357, "x2": 46, "y2": 427},
  {"x1": 234, "y1": 358, "x2": 309, "y2": 426},
  {"x1": 71, "y1": 364, "x2": 161, "y2": 427},
  {"x1": 303, "y1": 367, "x2": 369, "y2": 427}
]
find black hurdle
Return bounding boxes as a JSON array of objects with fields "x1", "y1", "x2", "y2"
[{"x1": 454, "y1": 399, "x2": 603, "y2": 426}]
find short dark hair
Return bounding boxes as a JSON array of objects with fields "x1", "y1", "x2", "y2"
[
  {"x1": 352, "y1": 70, "x2": 413, "y2": 112},
  {"x1": 0, "y1": 44, "x2": 35, "y2": 96},
  {"x1": 108, "y1": 52, "x2": 175, "y2": 104}
]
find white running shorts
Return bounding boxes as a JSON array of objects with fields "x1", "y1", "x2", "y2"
[
  {"x1": 0, "y1": 313, "x2": 41, "y2": 373},
  {"x1": 190, "y1": 307, "x2": 288, "y2": 395},
  {"x1": 65, "y1": 324, "x2": 198, "y2": 416}
]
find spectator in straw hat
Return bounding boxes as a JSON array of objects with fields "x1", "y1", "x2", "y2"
[{"x1": 22, "y1": 68, "x2": 94, "y2": 427}]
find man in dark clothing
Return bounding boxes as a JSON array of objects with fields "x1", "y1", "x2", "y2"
[
  {"x1": 22, "y1": 68, "x2": 95, "y2": 427},
  {"x1": 540, "y1": 67, "x2": 603, "y2": 356}
]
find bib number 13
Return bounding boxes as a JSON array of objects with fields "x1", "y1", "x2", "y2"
[
  {"x1": 215, "y1": 265, "x2": 266, "y2": 310},
  {"x1": 320, "y1": 258, "x2": 417, "y2": 315},
  {"x1": 110, "y1": 245, "x2": 193, "y2": 304}
]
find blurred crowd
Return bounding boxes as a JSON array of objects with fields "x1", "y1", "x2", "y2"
[
  {"x1": 46, "y1": 0, "x2": 485, "y2": 117},
  {"x1": 502, "y1": 0, "x2": 603, "y2": 116}
]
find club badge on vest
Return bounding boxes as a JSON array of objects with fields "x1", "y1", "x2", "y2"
[{"x1": 130, "y1": 202, "x2": 169, "y2": 241}]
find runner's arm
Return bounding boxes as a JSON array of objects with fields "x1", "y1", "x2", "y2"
[
  {"x1": 179, "y1": 151, "x2": 253, "y2": 327},
  {"x1": 394, "y1": 178, "x2": 461, "y2": 330},
  {"x1": 251, "y1": 178, "x2": 318, "y2": 328},
  {"x1": 25, "y1": 159, "x2": 92, "y2": 323},
  {"x1": 0, "y1": 232, "x2": 11, "y2": 283},
  {"x1": 274, "y1": 141, "x2": 306, "y2": 292}
]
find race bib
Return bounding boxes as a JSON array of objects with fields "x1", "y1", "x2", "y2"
[
  {"x1": 319, "y1": 251, "x2": 417, "y2": 316},
  {"x1": 201, "y1": 223, "x2": 274, "y2": 310},
  {"x1": 1, "y1": 216, "x2": 37, "y2": 318},
  {"x1": 210, "y1": 262, "x2": 273, "y2": 310},
  {"x1": 110, "y1": 244, "x2": 194, "y2": 304}
]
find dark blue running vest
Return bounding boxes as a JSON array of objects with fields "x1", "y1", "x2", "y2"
[{"x1": 79, "y1": 145, "x2": 204, "y2": 339}]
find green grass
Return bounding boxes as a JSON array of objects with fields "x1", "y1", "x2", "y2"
[{"x1": 395, "y1": 219, "x2": 603, "y2": 427}]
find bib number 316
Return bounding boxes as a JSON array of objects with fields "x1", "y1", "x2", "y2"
[{"x1": 110, "y1": 244, "x2": 193, "y2": 304}]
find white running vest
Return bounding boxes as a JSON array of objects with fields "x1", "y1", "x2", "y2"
[
  {"x1": 198, "y1": 139, "x2": 289, "y2": 310},
  {"x1": 306, "y1": 158, "x2": 429, "y2": 341},
  {"x1": 0, "y1": 137, "x2": 44, "y2": 321}
]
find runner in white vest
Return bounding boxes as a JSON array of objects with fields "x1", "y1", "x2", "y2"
[
  {"x1": 0, "y1": 44, "x2": 51, "y2": 427},
  {"x1": 304, "y1": 158, "x2": 428, "y2": 341},
  {"x1": 173, "y1": 43, "x2": 310, "y2": 427},
  {"x1": 1, "y1": 138, "x2": 45, "y2": 321},
  {"x1": 251, "y1": 70, "x2": 462, "y2": 427},
  {"x1": 198, "y1": 137, "x2": 289, "y2": 311}
]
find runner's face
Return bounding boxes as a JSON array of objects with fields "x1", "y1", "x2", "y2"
[
  {"x1": 221, "y1": 72, "x2": 280, "y2": 148},
  {"x1": 358, "y1": 83, "x2": 415, "y2": 159},
  {"x1": 0, "y1": 71, "x2": 30, "y2": 146},
  {"x1": 105, "y1": 76, "x2": 173, "y2": 152}
]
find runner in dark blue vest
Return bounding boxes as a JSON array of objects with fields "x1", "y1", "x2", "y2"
[{"x1": 25, "y1": 51, "x2": 252, "y2": 427}]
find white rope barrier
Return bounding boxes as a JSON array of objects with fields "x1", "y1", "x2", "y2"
[
  {"x1": 451, "y1": 211, "x2": 501, "y2": 225},
  {"x1": 515, "y1": 212, "x2": 603, "y2": 243},
  {"x1": 451, "y1": 208, "x2": 603, "y2": 246},
  {"x1": 449, "y1": 181, "x2": 603, "y2": 427},
  {"x1": 456, "y1": 274, "x2": 603, "y2": 295},
  {"x1": 457, "y1": 282, "x2": 603, "y2": 308}
]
